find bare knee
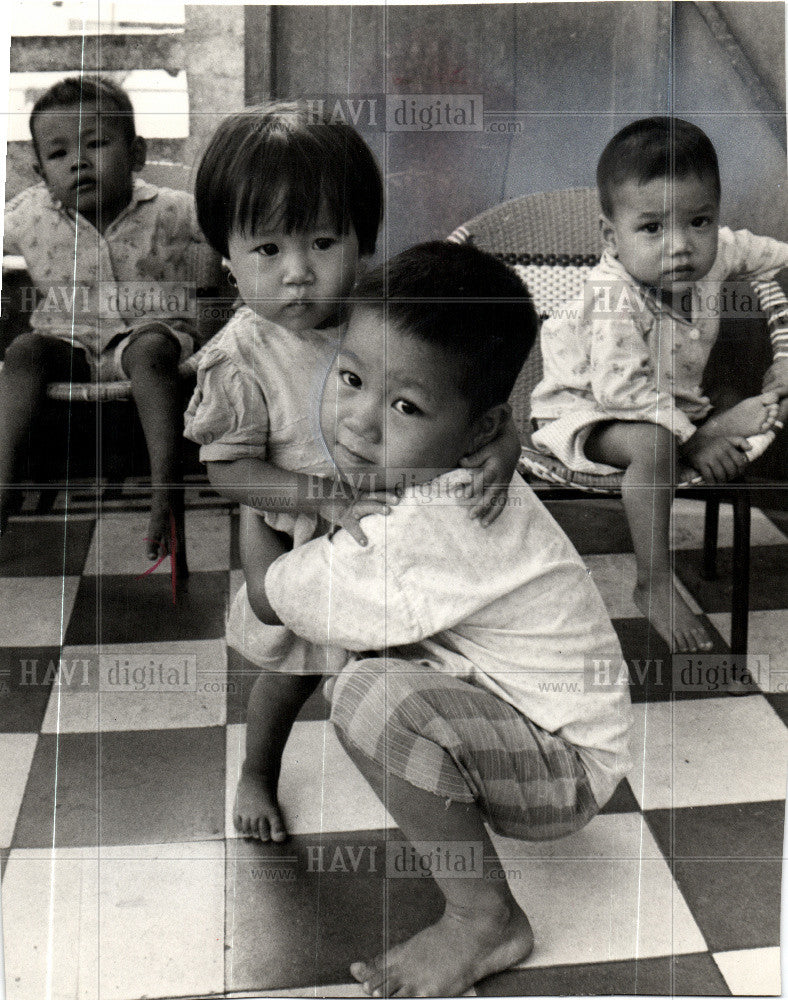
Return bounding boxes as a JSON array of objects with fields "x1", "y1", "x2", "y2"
[
  {"x1": 123, "y1": 327, "x2": 180, "y2": 377},
  {"x1": 625, "y1": 425, "x2": 676, "y2": 482},
  {"x1": 4, "y1": 333, "x2": 58, "y2": 376}
]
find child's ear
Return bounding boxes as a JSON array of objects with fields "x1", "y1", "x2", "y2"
[
  {"x1": 467, "y1": 402, "x2": 510, "y2": 454},
  {"x1": 355, "y1": 252, "x2": 373, "y2": 278},
  {"x1": 599, "y1": 214, "x2": 618, "y2": 257},
  {"x1": 130, "y1": 136, "x2": 147, "y2": 173}
]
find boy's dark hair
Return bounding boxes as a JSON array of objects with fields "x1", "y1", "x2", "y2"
[
  {"x1": 353, "y1": 241, "x2": 539, "y2": 417},
  {"x1": 29, "y1": 75, "x2": 136, "y2": 156},
  {"x1": 597, "y1": 117, "x2": 720, "y2": 219},
  {"x1": 194, "y1": 101, "x2": 384, "y2": 259}
]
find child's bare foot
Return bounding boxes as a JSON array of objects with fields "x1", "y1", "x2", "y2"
[
  {"x1": 146, "y1": 503, "x2": 188, "y2": 579},
  {"x1": 350, "y1": 899, "x2": 533, "y2": 998},
  {"x1": 634, "y1": 574, "x2": 712, "y2": 653},
  {"x1": 705, "y1": 393, "x2": 779, "y2": 438},
  {"x1": 234, "y1": 767, "x2": 288, "y2": 841}
]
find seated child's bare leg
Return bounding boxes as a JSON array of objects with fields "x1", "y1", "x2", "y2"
[
  {"x1": 0, "y1": 334, "x2": 86, "y2": 537},
  {"x1": 586, "y1": 421, "x2": 712, "y2": 653},
  {"x1": 236, "y1": 669, "x2": 321, "y2": 841},
  {"x1": 701, "y1": 392, "x2": 780, "y2": 438},
  {"x1": 123, "y1": 327, "x2": 187, "y2": 577},
  {"x1": 340, "y1": 732, "x2": 533, "y2": 998}
]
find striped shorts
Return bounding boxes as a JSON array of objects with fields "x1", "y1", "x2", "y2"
[{"x1": 329, "y1": 658, "x2": 600, "y2": 842}]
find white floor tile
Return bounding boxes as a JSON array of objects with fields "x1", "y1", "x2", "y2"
[
  {"x1": 0, "y1": 734, "x2": 37, "y2": 848},
  {"x1": 488, "y1": 812, "x2": 705, "y2": 968},
  {"x1": 671, "y1": 499, "x2": 786, "y2": 550},
  {"x1": 84, "y1": 510, "x2": 231, "y2": 575},
  {"x1": 0, "y1": 577, "x2": 79, "y2": 646},
  {"x1": 584, "y1": 553, "x2": 701, "y2": 618},
  {"x1": 629, "y1": 696, "x2": 788, "y2": 809},
  {"x1": 713, "y1": 946, "x2": 782, "y2": 996},
  {"x1": 1, "y1": 841, "x2": 225, "y2": 1000},
  {"x1": 707, "y1": 610, "x2": 788, "y2": 690},
  {"x1": 225, "y1": 720, "x2": 393, "y2": 838},
  {"x1": 41, "y1": 640, "x2": 228, "y2": 732}
]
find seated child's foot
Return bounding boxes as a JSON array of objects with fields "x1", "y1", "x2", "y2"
[
  {"x1": 634, "y1": 575, "x2": 713, "y2": 653},
  {"x1": 234, "y1": 767, "x2": 288, "y2": 842},
  {"x1": 705, "y1": 393, "x2": 780, "y2": 438},
  {"x1": 350, "y1": 899, "x2": 533, "y2": 998},
  {"x1": 146, "y1": 503, "x2": 188, "y2": 580}
]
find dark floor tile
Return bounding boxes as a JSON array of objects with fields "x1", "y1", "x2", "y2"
[
  {"x1": 674, "y1": 546, "x2": 788, "y2": 613},
  {"x1": 599, "y1": 778, "x2": 640, "y2": 814},
  {"x1": 610, "y1": 619, "x2": 744, "y2": 702},
  {"x1": 225, "y1": 830, "x2": 444, "y2": 991},
  {"x1": 12, "y1": 727, "x2": 225, "y2": 848},
  {"x1": 543, "y1": 498, "x2": 632, "y2": 554},
  {"x1": 0, "y1": 646, "x2": 61, "y2": 732},
  {"x1": 63, "y1": 570, "x2": 229, "y2": 645},
  {"x1": 229, "y1": 508, "x2": 242, "y2": 570},
  {"x1": 670, "y1": 859, "x2": 781, "y2": 952},
  {"x1": 764, "y1": 693, "x2": 788, "y2": 725},
  {"x1": 476, "y1": 952, "x2": 729, "y2": 996},
  {"x1": 645, "y1": 800, "x2": 785, "y2": 861},
  {"x1": 226, "y1": 645, "x2": 330, "y2": 724},
  {"x1": 0, "y1": 517, "x2": 95, "y2": 576}
]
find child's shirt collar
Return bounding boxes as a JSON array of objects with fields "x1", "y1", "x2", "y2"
[{"x1": 47, "y1": 176, "x2": 158, "y2": 225}]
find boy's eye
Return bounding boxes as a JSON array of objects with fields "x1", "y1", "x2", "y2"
[
  {"x1": 393, "y1": 398, "x2": 421, "y2": 416},
  {"x1": 46, "y1": 149, "x2": 66, "y2": 160},
  {"x1": 691, "y1": 216, "x2": 712, "y2": 229},
  {"x1": 641, "y1": 222, "x2": 662, "y2": 234},
  {"x1": 314, "y1": 237, "x2": 337, "y2": 251},
  {"x1": 339, "y1": 369, "x2": 361, "y2": 388},
  {"x1": 255, "y1": 243, "x2": 279, "y2": 257}
]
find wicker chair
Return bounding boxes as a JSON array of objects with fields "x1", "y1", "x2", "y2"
[
  {"x1": 1, "y1": 162, "x2": 225, "y2": 402},
  {"x1": 449, "y1": 187, "x2": 785, "y2": 656}
]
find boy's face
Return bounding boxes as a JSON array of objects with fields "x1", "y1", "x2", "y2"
[
  {"x1": 602, "y1": 173, "x2": 719, "y2": 289},
  {"x1": 33, "y1": 101, "x2": 142, "y2": 223},
  {"x1": 226, "y1": 202, "x2": 362, "y2": 332},
  {"x1": 320, "y1": 307, "x2": 481, "y2": 491}
]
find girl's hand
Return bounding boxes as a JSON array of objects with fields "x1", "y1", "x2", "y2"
[
  {"x1": 321, "y1": 491, "x2": 399, "y2": 546},
  {"x1": 460, "y1": 414, "x2": 521, "y2": 526}
]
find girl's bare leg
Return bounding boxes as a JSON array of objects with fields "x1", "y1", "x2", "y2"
[{"x1": 586, "y1": 420, "x2": 713, "y2": 653}]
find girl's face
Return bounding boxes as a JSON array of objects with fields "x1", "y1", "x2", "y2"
[{"x1": 226, "y1": 202, "x2": 362, "y2": 332}]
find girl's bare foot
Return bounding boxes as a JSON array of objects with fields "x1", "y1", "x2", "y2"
[
  {"x1": 634, "y1": 575, "x2": 712, "y2": 653},
  {"x1": 233, "y1": 767, "x2": 288, "y2": 842},
  {"x1": 350, "y1": 899, "x2": 533, "y2": 998},
  {"x1": 705, "y1": 393, "x2": 779, "y2": 438}
]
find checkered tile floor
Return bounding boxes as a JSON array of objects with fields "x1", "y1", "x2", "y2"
[{"x1": 1, "y1": 483, "x2": 785, "y2": 999}]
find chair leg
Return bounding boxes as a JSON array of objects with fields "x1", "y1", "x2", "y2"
[
  {"x1": 730, "y1": 489, "x2": 751, "y2": 657},
  {"x1": 702, "y1": 497, "x2": 720, "y2": 580}
]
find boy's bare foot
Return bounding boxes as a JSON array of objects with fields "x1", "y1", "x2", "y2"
[
  {"x1": 634, "y1": 575, "x2": 712, "y2": 653},
  {"x1": 234, "y1": 767, "x2": 288, "y2": 841},
  {"x1": 350, "y1": 900, "x2": 533, "y2": 998},
  {"x1": 705, "y1": 393, "x2": 779, "y2": 438}
]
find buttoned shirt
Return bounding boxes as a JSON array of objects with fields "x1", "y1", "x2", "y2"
[{"x1": 3, "y1": 179, "x2": 208, "y2": 352}]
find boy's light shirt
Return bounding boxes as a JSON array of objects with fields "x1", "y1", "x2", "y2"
[
  {"x1": 532, "y1": 227, "x2": 788, "y2": 452},
  {"x1": 3, "y1": 178, "x2": 204, "y2": 350},
  {"x1": 266, "y1": 468, "x2": 633, "y2": 808}
]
